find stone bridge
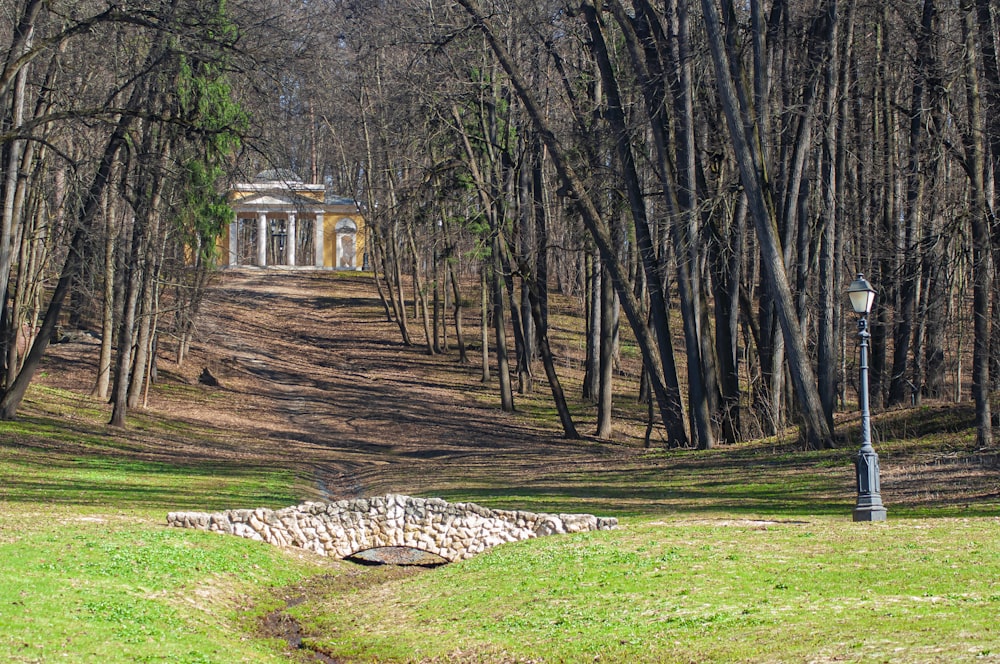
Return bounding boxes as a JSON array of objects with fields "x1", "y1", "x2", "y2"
[{"x1": 167, "y1": 494, "x2": 617, "y2": 563}]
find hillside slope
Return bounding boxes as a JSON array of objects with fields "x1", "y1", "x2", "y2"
[
  {"x1": 37, "y1": 270, "x2": 632, "y2": 505},
  {"x1": 30, "y1": 268, "x2": 998, "y2": 517}
]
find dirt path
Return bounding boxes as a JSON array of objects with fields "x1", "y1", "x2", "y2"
[{"x1": 159, "y1": 270, "x2": 629, "y2": 500}]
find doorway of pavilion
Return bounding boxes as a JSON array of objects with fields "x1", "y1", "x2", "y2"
[
  {"x1": 267, "y1": 218, "x2": 289, "y2": 265},
  {"x1": 236, "y1": 218, "x2": 257, "y2": 265},
  {"x1": 296, "y1": 217, "x2": 315, "y2": 266}
]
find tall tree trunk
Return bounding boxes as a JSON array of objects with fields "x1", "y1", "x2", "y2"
[
  {"x1": 596, "y1": 262, "x2": 614, "y2": 438},
  {"x1": 817, "y1": 0, "x2": 845, "y2": 430},
  {"x1": 889, "y1": 0, "x2": 938, "y2": 406},
  {"x1": 975, "y1": 0, "x2": 1000, "y2": 211},
  {"x1": 404, "y1": 219, "x2": 435, "y2": 354},
  {"x1": 370, "y1": 229, "x2": 396, "y2": 323},
  {"x1": 498, "y1": 232, "x2": 531, "y2": 394},
  {"x1": 975, "y1": 0, "x2": 1000, "y2": 395},
  {"x1": 3, "y1": 119, "x2": 45, "y2": 386},
  {"x1": 522, "y1": 257, "x2": 579, "y2": 439},
  {"x1": 671, "y1": 0, "x2": 719, "y2": 448},
  {"x1": 491, "y1": 237, "x2": 514, "y2": 412},
  {"x1": 709, "y1": 194, "x2": 746, "y2": 444},
  {"x1": 587, "y1": 0, "x2": 706, "y2": 445},
  {"x1": 110, "y1": 214, "x2": 142, "y2": 428},
  {"x1": 391, "y1": 219, "x2": 412, "y2": 344},
  {"x1": 614, "y1": 0, "x2": 721, "y2": 447},
  {"x1": 127, "y1": 236, "x2": 162, "y2": 410},
  {"x1": 0, "y1": 9, "x2": 36, "y2": 320},
  {"x1": 531, "y1": 135, "x2": 550, "y2": 349},
  {"x1": 583, "y1": 247, "x2": 600, "y2": 402},
  {"x1": 870, "y1": 5, "x2": 896, "y2": 410},
  {"x1": 479, "y1": 262, "x2": 491, "y2": 381},
  {"x1": 92, "y1": 196, "x2": 117, "y2": 399},
  {"x1": 111, "y1": 151, "x2": 166, "y2": 425},
  {"x1": 961, "y1": 1, "x2": 993, "y2": 448},
  {"x1": 443, "y1": 218, "x2": 468, "y2": 363},
  {"x1": 432, "y1": 242, "x2": 442, "y2": 354},
  {"x1": 359, "y1": 83, "x2": 402, "y2": 330},
  {"x1": 518, "y1": 156, "x2": 535, "y2": 364}
]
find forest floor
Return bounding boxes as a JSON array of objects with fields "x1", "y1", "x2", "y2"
[
  {"x1": 36, "y1": 268, "x2": 998, "y2": 516},
  {"x1": 38, "y1": 269, "x2": 652, "y2": 507}
]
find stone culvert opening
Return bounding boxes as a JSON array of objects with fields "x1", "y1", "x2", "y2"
[
  {"x1": 167, "y1": 494, "x2": 617, "y2": 563},
  {"x1": 346, "y1": 546, "x2": 450, "y2": 567}
]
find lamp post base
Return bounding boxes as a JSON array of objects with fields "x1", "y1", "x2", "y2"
[
  {"x1": 854, "y1": 449, "x2": 886, "y2": 522},
  {"x1": 853, "y1": 504, "x2": 887, "y2": 522}
]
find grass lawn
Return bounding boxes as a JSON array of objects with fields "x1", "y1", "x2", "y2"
[
  {"x1": 296, "y1": 517, "x2": 999, "y2": 662},
  {"x1": 0, "y1": 390, "x2": 335, "y2": 663},
  {"x1": 1, "y1": 384, "x2": 998, "y2": 662},
  {"x1": 0, "y1": 510, "x2": 329, "y2": 663}
]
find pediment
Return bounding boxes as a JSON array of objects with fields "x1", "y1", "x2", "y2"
[
  {"x1": 232, "y1": 191, "x2": 322, "y2": 210},
  {"x1": 242, "y1": 194, "x2": 292, "y2": 206}
]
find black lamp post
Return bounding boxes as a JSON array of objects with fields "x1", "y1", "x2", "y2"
[{"x1": 847, "y1": 273, "x2": 887, "y2": 522}]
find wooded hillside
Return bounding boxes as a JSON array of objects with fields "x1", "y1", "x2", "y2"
[{"x1": 2, "y1": 0, "x2": 999, "y2": 450}]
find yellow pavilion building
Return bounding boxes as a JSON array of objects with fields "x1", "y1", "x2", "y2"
[{"x1": 219, "y1": 170, "x2": 366, "y2": 270}]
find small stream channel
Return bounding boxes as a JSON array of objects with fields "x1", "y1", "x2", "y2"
[{"x1": 258, "y1": 563, "x2": 430, "y2": 663}]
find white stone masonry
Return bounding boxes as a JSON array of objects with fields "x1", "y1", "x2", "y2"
[{"x1": 167, "y1": 494, "x2": 617, "y2": 562}]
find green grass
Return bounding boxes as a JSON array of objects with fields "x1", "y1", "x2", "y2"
[
  {"x1": 0, "y1": 386, "x2": 329, "y2": 663},
  {"x1": 291, "y1": 517, "x2": 1000, "y2": 663},
  {"x1": 0, "y1": 429, "x2": 298, "y2": 512},
  {"x1": 1, "y1": 382, "x2": 998, "y2": 662},
  {"x1": 0, "y1": 452, "x2": 297, "y2": 510},
  {"x1": 0, "y1": 511, "x2": 329, "y2": 663},
  {"x1": 1, "y1": 385, "x2": 303, "y2": 511},
  {"x1": 419, "y1": 439, "x2": 998, "y2": 520},
  {"x1": 278, "y1": 415, "x2": 1000, "y2": 663}
]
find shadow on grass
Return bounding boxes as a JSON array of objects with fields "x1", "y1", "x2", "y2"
[
  {"x1": 1, "y1": 410, "x2": 301, "y2": 512},
  {"x1": 0, "y1": 453, "x2": 298, "y2": 511},
  {"x1": 435, "y1": 483, "x2": 856, "y2": 519},
  {"x1": 430, "y1": 438, "x2": 1000, "y2": 520},
  {"x1": 438, "y1": 482, "x2": 999, "y2": 520}
]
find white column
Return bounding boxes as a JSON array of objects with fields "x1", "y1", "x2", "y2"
[
  {"x1": 287, "y1": 211, "x2": 297, "y2": 266},
  {"x1": 315, "y1": 212, "x2": 325, "y2": 267},
  {"x1": 228, "y1": 214, "x2": 238, "y2": 266},
  {"x1": 257, "y1": 211, "x2": 267, "y2": 267}
]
